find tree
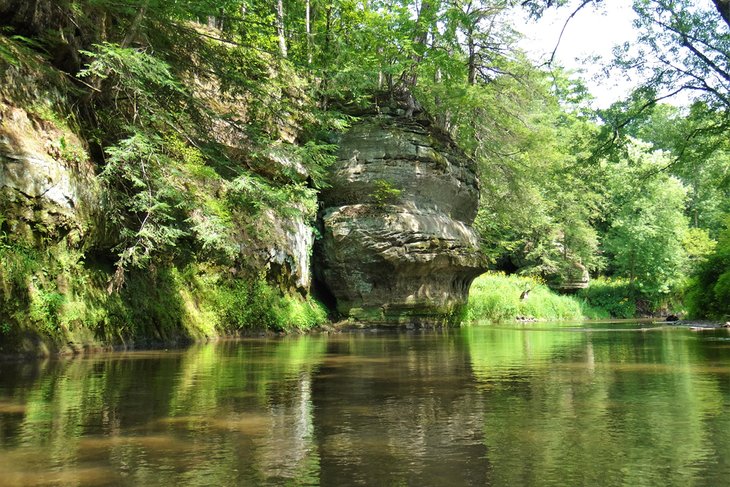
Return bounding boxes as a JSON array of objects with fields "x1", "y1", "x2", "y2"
[
  {"x1": 606, "y1": 0, "x2": 730, "y2": 140},
  {"x1": 621, "y1": 103, "x2": 730, "y2": 236},
  {"x1": 440, "y1": 0, "x2": 520, "y2": 86},
  {"x1": 276, "y1": 0, "x2": 288, "y2": 58},
  {"x1": 713, "y1": 0, "x2": 730, "y2": 29},
  {"x1": 686, "y1": 215, "x2": 730, "y2": 318},
  {"x1": 601, "y1": 140, "x2": 690, "y2": 296}
]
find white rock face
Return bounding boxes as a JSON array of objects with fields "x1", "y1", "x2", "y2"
[{"x1": 265, "y1": 213, "x2": 314, "y2": 292}]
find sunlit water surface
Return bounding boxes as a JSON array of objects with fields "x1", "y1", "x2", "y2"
[{"x1": 1, "y1": 323, "x2": 730, "y2": 486}]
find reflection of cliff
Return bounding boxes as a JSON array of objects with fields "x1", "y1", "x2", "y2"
[
  {"x1": 0, "y1": 338, "x2": 328, "y2": 485},
  {"x1": 167, "y1": 338, "x2": 327, "y2": 484},
  {"x1": 2, "y1": 331, "x2": 730, "y2": 485},
  {"x1": 310, "y1": 333, "x2": 490, "y2": 485}
]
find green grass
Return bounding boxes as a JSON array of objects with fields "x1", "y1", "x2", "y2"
[
  {"x1": 466, "y1": 272, "x2": 607, "y2": 323},
  {"x1": 212, "y1": 274, "x2": 328, "y2": 332},
  {"x1": 0, "y1": 234, "x2": 328, "y2": 354}
]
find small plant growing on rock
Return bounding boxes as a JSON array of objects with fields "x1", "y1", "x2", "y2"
[
  {"x1": 371, "y1": 179, "x2": 402, "y2": 209},
  {"x1": 58, "y1": 136, "x2": 87, "y2": 164}
]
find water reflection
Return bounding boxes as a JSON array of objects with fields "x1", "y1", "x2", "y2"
[
  {"x1": 465, "y1": 324, "x2": 730, "y2": 487},
  {"x1": 312, "y1": 333, "x2": 489, "y2": 486},
  {"x1": 0, "y1": 326, "x2": 729, "y2": 486}
]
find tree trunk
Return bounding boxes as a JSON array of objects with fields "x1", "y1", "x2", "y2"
[
  {"x1": 276, "y1": 0, "x2": 287, "y2": 58},
  {"x1": 714, "y1": 0, "x2": 730, "y2": 29},
  {"x1": 399, "y1": 0, "x2": 439, "y2": 116},
  {"x1": 321, "y1": 4, "x2": 333, "y2": 108},
  {"x1": 402, "y1": 0, "x2": 435, "y2": 89},
  {"x1": 306, "y1": 0, "x2": 313, "y2": 64},
  {"x1": 467, "y1": 28, "x2": 476, "y2": 85},
  {"x1": 121, "y1": 1, "x2": 148, "y2": 48}
]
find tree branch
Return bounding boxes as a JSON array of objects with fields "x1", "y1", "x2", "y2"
[
  {"x1": 546, "y1": 0, "x2": 593, "y2": 67},
  {"x1": 714, "y1": 0, "x2": 730, "y2": 29}
]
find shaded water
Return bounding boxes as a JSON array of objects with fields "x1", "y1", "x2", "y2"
[{"x1": 1, "y1": 323, "x2": 730, "y2": 486}]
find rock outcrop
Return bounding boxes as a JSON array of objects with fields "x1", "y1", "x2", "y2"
[
  {"x1": 0, "y1": 41, "x2": 99, "y2": 244},
  {"x1": 315, "y1": 115, "x2": 487, "y2": 325}
]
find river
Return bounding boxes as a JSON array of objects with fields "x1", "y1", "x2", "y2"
[{"x1": 1, "y1": 322, "x2": 729, "y2": 486}]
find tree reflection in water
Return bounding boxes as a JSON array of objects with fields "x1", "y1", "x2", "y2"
[{"x1": 0, "y1": 326, "x2": 729, "y2": 486}]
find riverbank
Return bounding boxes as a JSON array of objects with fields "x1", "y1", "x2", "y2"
[
  {"x1": 0, "y1": 325, "x2": 331, "y2": 362},
  {"x1": 6, "y1": 316, "x2": 730, "y2": 362},
  {"x1": 662, "y1": 320, "x2": 730, "y2": 330},
  {"x1": 0, "y1": 242, "x2": 329, "y2": 359},
  {"x1": 0, "y1": 319, "x2": 460, "y2": 361},
  {"x1": 1, "y1": 266, "x2": 722, "y2": 360}
]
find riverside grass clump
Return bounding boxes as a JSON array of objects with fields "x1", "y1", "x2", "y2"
[
  {"x1": 466, "y1": 272, "x2": 607, "y2": 323},
  {"x1": 212, "y1": 276, "x2": 328, "y2": 332}
]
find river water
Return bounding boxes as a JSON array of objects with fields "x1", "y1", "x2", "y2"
[{"x1": 1, "y1": 322, "x2": 729, "y2": 486}]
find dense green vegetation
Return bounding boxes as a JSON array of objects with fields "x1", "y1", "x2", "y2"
[
  {"x1": 466, "y1": 273, "x2": 603, "y2": 322},
  {"x1": 0, "y1": 0, "x2": 728, "y2": 350},
  {"x1": 686, "y1": 216, "x2": 730, "y2": 319},
  {"x1": 0, "y1": 233, "x2": 327, "y2": 349}
]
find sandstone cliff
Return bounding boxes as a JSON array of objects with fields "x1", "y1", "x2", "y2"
[{"x1": 315, "y1": 115, "x2": 487, "y2": 325}]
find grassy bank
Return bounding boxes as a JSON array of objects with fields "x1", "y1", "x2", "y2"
[
  {"x1": 466, "y1": 272, "x2": 607, "y2": 323},
  {"x1": 0, "y1": 238, "x2": 328, "y2": 356}
]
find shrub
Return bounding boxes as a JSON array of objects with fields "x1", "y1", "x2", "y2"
[
  {"x1": 370, "y1": 179, "x2": 402, "y2": 208},
  {"x1": 214, "y1": 276, "x2": 327, "y2": 332},
  {"x1": 685, "y1": 218, "x2": 730, "y2": 319},
  {"x1": 577, "y1": 277, "x2": 637, "y2": 319}
]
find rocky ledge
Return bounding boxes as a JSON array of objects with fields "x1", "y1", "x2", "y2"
[{"x1": 315, "y1": 115, "x2": 487, "y2": 325}]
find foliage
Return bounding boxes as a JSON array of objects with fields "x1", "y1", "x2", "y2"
[
  {"x1": 685, "y1": 215, "x2": 730, "y2": 319},
  {"x1": 101, "y1": 131, "x2": 191, "y2": 284},
  {"x1": 619, "y1": 0, "x2": 730, "y2": 113},
  {"x1": 0, "y1": 0, "x2": 343, "y2": 345},
  {"x1": 467, "y1": 69, "x2": 603, "y2": 287},
  {"x1": 602, "y1": 102, "x2": 730, "y2": 237},
  {"x1": 370, "y1": 179, "x2": 403, "y2": 208},
  {"x1": 682, "y1": 227, "x2": 717, "y2": 264},
  {"x1": 71, "y1": 36, "x2": 332, "y2": 291},
  {"x1": 600, "y1": 140, "x2": 690, "y2": 298},
  {"x1": 214, "y1": 275, "x2": 327, "y2": 332},
  {"x1": 28, "y1": 287, "x2": 66, "y2": 334},
  {"x1": 577, "y1": 277, "x2": 638, "y2": 320},
  {"x1": 466, "y1": 272, "x2": 601, "y2": 322},
  {"x1": 0, "y1": 230, "x2": 326, "y2": 346}
]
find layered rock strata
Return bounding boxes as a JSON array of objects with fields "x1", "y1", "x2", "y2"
[
  {"x1": 0, "y1": 48, "x2": 99, "y2": 244},
  {"x1": 316, "y1": 115, "x2": 487, "y2": 325}
]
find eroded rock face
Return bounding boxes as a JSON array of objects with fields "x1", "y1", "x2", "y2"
[
  {"x1": 316, "y1": 115, "x2": 487, "y2": 325},
  {"x1": 0, "y1": 56, "x2": 99, "y2": 244},
  {"x1": 258, "y1": 208, "x2": 314, "y2": 294}
]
